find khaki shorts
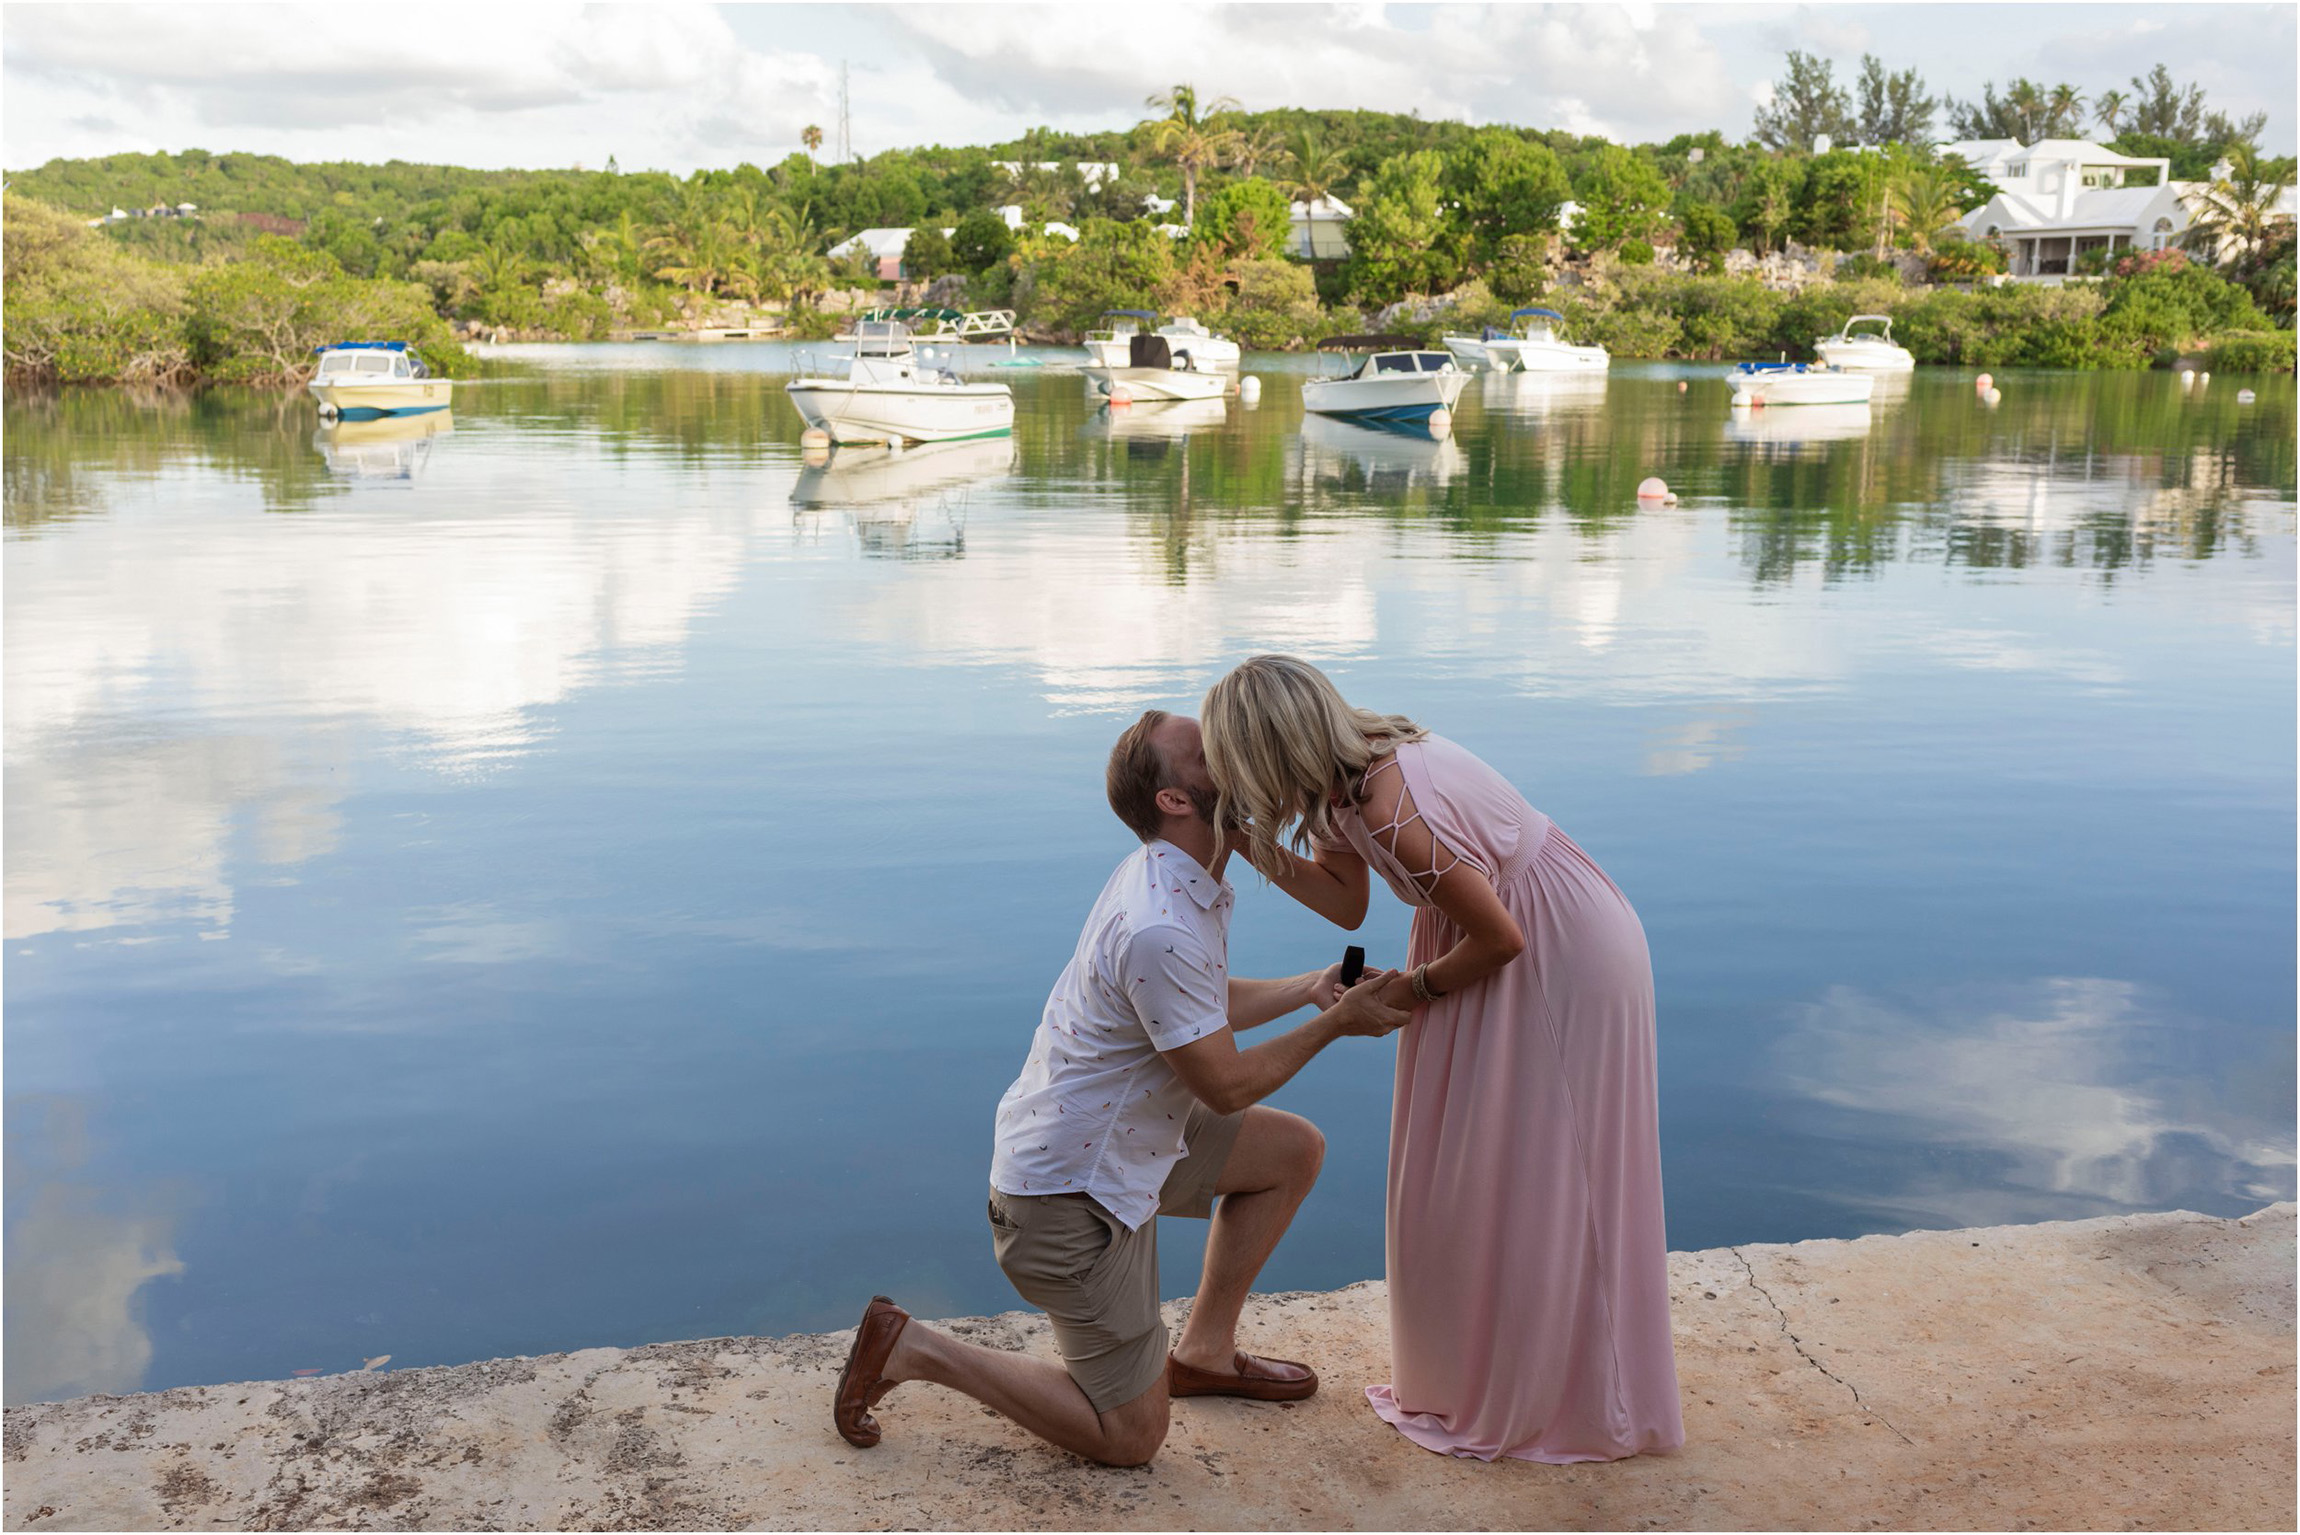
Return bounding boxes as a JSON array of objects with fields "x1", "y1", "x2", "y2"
[{"x1": 987, "y1": 1099, "x2": 1245, "y2": 1413}]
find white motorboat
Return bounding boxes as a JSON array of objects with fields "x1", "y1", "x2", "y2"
[
  {"x1": 1153, "y1": 316, "x2": 1240, "y2": 367},
  {"x1": 1727, "y1": 362, "x2": 1875, "y2": 407},
  {"x1": 1082, "y1": 310, "x2": 1239, "y2": 370},
  {"x1": 1814, "y1": 314, "x2": 1916, "y2": 372},
  {"x1": 306, "y1": 342, "x2": 452, "y2": 418},
  {"x1": 786, "y1": 320, "x2": 1015, "y2": 445},
  {"x1": 1444, "y1": 307, "x2": 1608, "y2": 373},
  {"x1": 1301, "y1": 336, "x2": 1467, "y2": 423},
  {"x1": 1088, "y1": 332, "x2": 1231, "y2": 402}
]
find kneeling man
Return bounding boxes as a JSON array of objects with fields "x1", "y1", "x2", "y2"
[{"x1": 834, "y1": 709, "x2": 1408, "y2": 1465}]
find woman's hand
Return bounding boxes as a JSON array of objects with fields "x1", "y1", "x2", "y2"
[{"x1": 1327, "y1": 970, "x2": 1412, "y2": 1037}]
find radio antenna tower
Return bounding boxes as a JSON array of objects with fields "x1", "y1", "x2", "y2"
[{"x1": 836, "y1": 61, "x2": 851, "y2": 163}]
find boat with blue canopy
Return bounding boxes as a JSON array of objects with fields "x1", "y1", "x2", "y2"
[
  {"x1": 1443, "y1": 307, "x2": 1609, "y2": 373},
  {"x1": 306, "y1": 341, "x2": 452, "y2": 419}
]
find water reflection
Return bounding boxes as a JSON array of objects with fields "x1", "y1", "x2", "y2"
[
  {"x1": 4, "y1": 1099, "x2": 184, "y2": 1405},
  {"x1": 2, "y1": 361, "x2": 2289, "y2": 1401},
  {"x1": 1772, "y1": 979, "x2": 2295, "y2": 1227},
  {"x1": 1723, "y1": 401, "x2": 1874, "y2": 448},
  {"x1": 1476, "y1": 369, "x2": 1610, "y2": 422},
  {"x1": 1084, "y1": 397, "x2": 1229, "y2": 441},
  {"x1": 790, "y1": 436, "x2": 1015, "y2": 511},
  {"x1": 314, "y1": 410, "x2": 454, "y2": 481},
  {"x1": 1296, "y1": 413, "x2": 1465, "y2": 491}
]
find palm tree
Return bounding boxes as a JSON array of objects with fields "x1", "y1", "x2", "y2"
[
  {"x1": 1139, "y1": 84, "x2": 1241, "y2": 227},
  {"x1": 1225, "y1": 119, "x2": 1285, "y2": 178},
  {"x1": 2182, "y1": 146, "x2": 2298, "y2": 265},
  {"x1": 802, "y1": 125, "x2": 822, "y2": 170},
  {"x1": 1888, "y1": 167, "x2": 1963, "y2": 254},
  {"x1": 2093, "y1": 90, "x2": 2128, "y2": 139},
  {"x1": 1279, "y1": 126, "x2": 1349, "y2": 261},
  {"x1": 2046, "y1": 84, "x2": 2087, "y2": 138}
]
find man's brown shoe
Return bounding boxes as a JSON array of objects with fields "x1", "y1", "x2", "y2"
[
  {"x1": 1168, "y1": 1349, "x2": 1319, "y2": 1402},
  {"x1": 834, "y1": 1295, "x2": 910, "y2": 1448}
]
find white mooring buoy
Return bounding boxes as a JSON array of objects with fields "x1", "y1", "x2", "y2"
[{"x1": 1239, "y1": 376, "x2": 1262, "y2": 404}]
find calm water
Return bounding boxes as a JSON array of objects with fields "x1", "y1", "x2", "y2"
[{"x1": 6, "y1": 351, "x2": 2293, "y2": 1406}]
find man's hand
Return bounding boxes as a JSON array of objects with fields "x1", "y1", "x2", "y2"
[{"x1": 1329, "y1": 969, "x2": 1412, "y2": 1038}]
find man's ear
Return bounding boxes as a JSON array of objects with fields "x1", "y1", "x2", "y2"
[{"x1": 1153, "y1": 784, "x2": 1195, "y2": 818}]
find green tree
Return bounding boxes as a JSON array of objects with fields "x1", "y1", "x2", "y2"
[
  {"x1": 1887, "y1": 165, "x2": 1964, "y2": 254},
  {"x1": 1570, "y1": 144, "x2": 1672, "y2": 253},
  {"x1": 1023, "y1": 217, "x2": 1179, "y2": 334},
  {"x1": 1676, "y1": 202, "x2": 1735, "y2": 273},
  {"x1": 1733, "y1": 158, "x2": 1798, "y2": 256},
  {"x1": 950, "y1": 207, "x2": 1015, "y2": 274},
  {"x1": 1794, "y1": 151, "x2": 1887, "y2": 251},
  {"x1": 2181, "y1": 146, "x2": 2298, "y2": 267},
  {"x1": 1191, "y1": 178, "x2": 1293, "y2": 260},
  {"x1": 184, "y1": 235, "x2": 467, "y2": 383},
  {"x1": 1341, "y1": 150, "x2": 1457, "y2": 303},
  {"x1": 1278, "y1": 125, "x2": 1350, "y2": 261},
  {"x1": 1754, "y1": 51, "x2": 1854, "y2": 152},
  {"x1": 1855, "y1": 55, "x2": 1938, "y2": 145},
  {"x1": 1139, "y1": 84, "x2": 1241, "y2": 226},
  {"x1": 902, "y1": 222, "x2": 955, "y2": 278},
  {"x1": 1441, "y1": 129, "x2": 1572, "y2": 267},
  {"x1": 1, "y1": 193, "x2": 191, "y2": 383}
]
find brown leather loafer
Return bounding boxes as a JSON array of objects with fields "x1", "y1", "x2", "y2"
[
  {"x1": 834, "y1": 1295, "x2": 910, "y2": 1447},
  {"x1": 1168, "y1": 1349, "x2": 1319, "y2": 1402}
]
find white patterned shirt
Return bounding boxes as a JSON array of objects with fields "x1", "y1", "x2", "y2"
[{"x1": 989, "y1": 839, "x2": 1232, "y2": 1228}]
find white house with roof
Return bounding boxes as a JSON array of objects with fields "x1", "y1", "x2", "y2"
[
  {"x1": 991, "y1": 161, "x2": 1121, "y2": 189},
  {"x1": 1289, "y1": 194, "x2": 1353, "y2": 259},
  {"x1": 1941, "y1": 137, "x2": 2236, "y2": 278},
  {"x1": 827, "y1": 227, "x2": 920, "y2": 280}
]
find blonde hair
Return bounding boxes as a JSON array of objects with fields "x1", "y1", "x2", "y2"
[{"x1": 1200, "y1": 655, "x2": 1425, "y2": 881}]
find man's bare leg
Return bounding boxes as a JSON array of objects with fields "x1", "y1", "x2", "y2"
[
  {"x1": 1170, "y1": 1106, "x2": 1325, "y2": 1373},
  {"x1": 878, "y1": 1323, "x2": 1170, "y2": 1466}
]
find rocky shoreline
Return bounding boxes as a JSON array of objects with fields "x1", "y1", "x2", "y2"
[{"x1": 6, "y1": 1204, "x2": 2292, "y2": 1532}]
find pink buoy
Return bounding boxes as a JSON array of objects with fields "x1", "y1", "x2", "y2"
[
  {"x1": 1974, "y1": 372, "x2": 1994, "y2": 391},
  {"x1": 1636, "y1": 476, "x2": 1671, "y2": 501},
  {"x1": 1108, "y1": 385, "x2": 1132, "y2": 406},
  {"x1": 1677, "y1": 380, "x2": 1688, "y2": 393}
]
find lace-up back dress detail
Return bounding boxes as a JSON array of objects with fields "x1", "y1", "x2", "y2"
[{"x1": 1330, "y1": 735, "x2": 1682, "y2": 1463}]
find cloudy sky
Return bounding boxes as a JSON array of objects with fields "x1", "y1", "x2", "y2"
[{"x1": 4, "y1": 1, "x2": 2293, "y2": 175}]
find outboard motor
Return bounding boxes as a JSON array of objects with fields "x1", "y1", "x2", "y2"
[{"x1": 1128, "y1": 332, "x2": 1173, "y2": 369}]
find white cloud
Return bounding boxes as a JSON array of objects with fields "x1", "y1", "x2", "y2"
[{"x1": 1773, "y1": 979, "x2": 2295, "y2": 1221}]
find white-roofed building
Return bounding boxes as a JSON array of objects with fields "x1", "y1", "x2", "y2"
[
  {"x1": 1289, "y1": 195, "x2": 1353, "y2": 259},
  {"x1": 1940, "y1": 137, "x2": 2231, "y2": 279},
  {"x1": 827, "y1": 227, "x2": 921, "y2": 280}
]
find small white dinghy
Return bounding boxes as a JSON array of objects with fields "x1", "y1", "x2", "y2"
[
  {"x1": 1302, "y1": 335, "x2": 1467, "y2": 423},
  {"x1": 1728, "y1": 361, "x2": 1875, "y2": 408},
  {"x1": 1814, "y1": 314, "x2": 1916, "y2": 372},
  {"x1": 1088, "y1": 331, "x2": 1230, "y2": 402},
  {"x1": 786, "y1": 320, "x2": 1015, "y2": 445}
]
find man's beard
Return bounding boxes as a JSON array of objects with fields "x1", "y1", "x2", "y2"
[{"x1": 1182, "y1": 783, "x2": 1227, "y2": 828}]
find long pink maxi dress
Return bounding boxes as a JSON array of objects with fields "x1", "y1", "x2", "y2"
[{"x1": 1333, "y1": 735, "x2": 1682, "y2": 1463}]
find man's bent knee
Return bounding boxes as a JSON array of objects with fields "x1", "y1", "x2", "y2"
[
  {"x1": 1095, "y1": 1380, "x2": 1170, "y2": 1466},
  {"x1": 1288, "y1": 1116, "x2": 1327, "y2": 1190}
]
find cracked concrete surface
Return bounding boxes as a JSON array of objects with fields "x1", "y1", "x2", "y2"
[{"x1": 6, "y1": 1204, "x2": 2292, "y2": 1531}]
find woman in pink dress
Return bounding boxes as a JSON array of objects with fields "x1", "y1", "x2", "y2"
[{"x1": 1199, "y1": 655, "x2": 1681, "y2": 1463}]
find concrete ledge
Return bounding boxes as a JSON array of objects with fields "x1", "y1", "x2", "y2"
[{"x1": 6, "y1": 1205, "x2": 2292, "y2": 1531}]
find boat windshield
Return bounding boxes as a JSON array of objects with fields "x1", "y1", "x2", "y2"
[{"x1": 853, "y1": 320, "x2": 915, "y2": 357}]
